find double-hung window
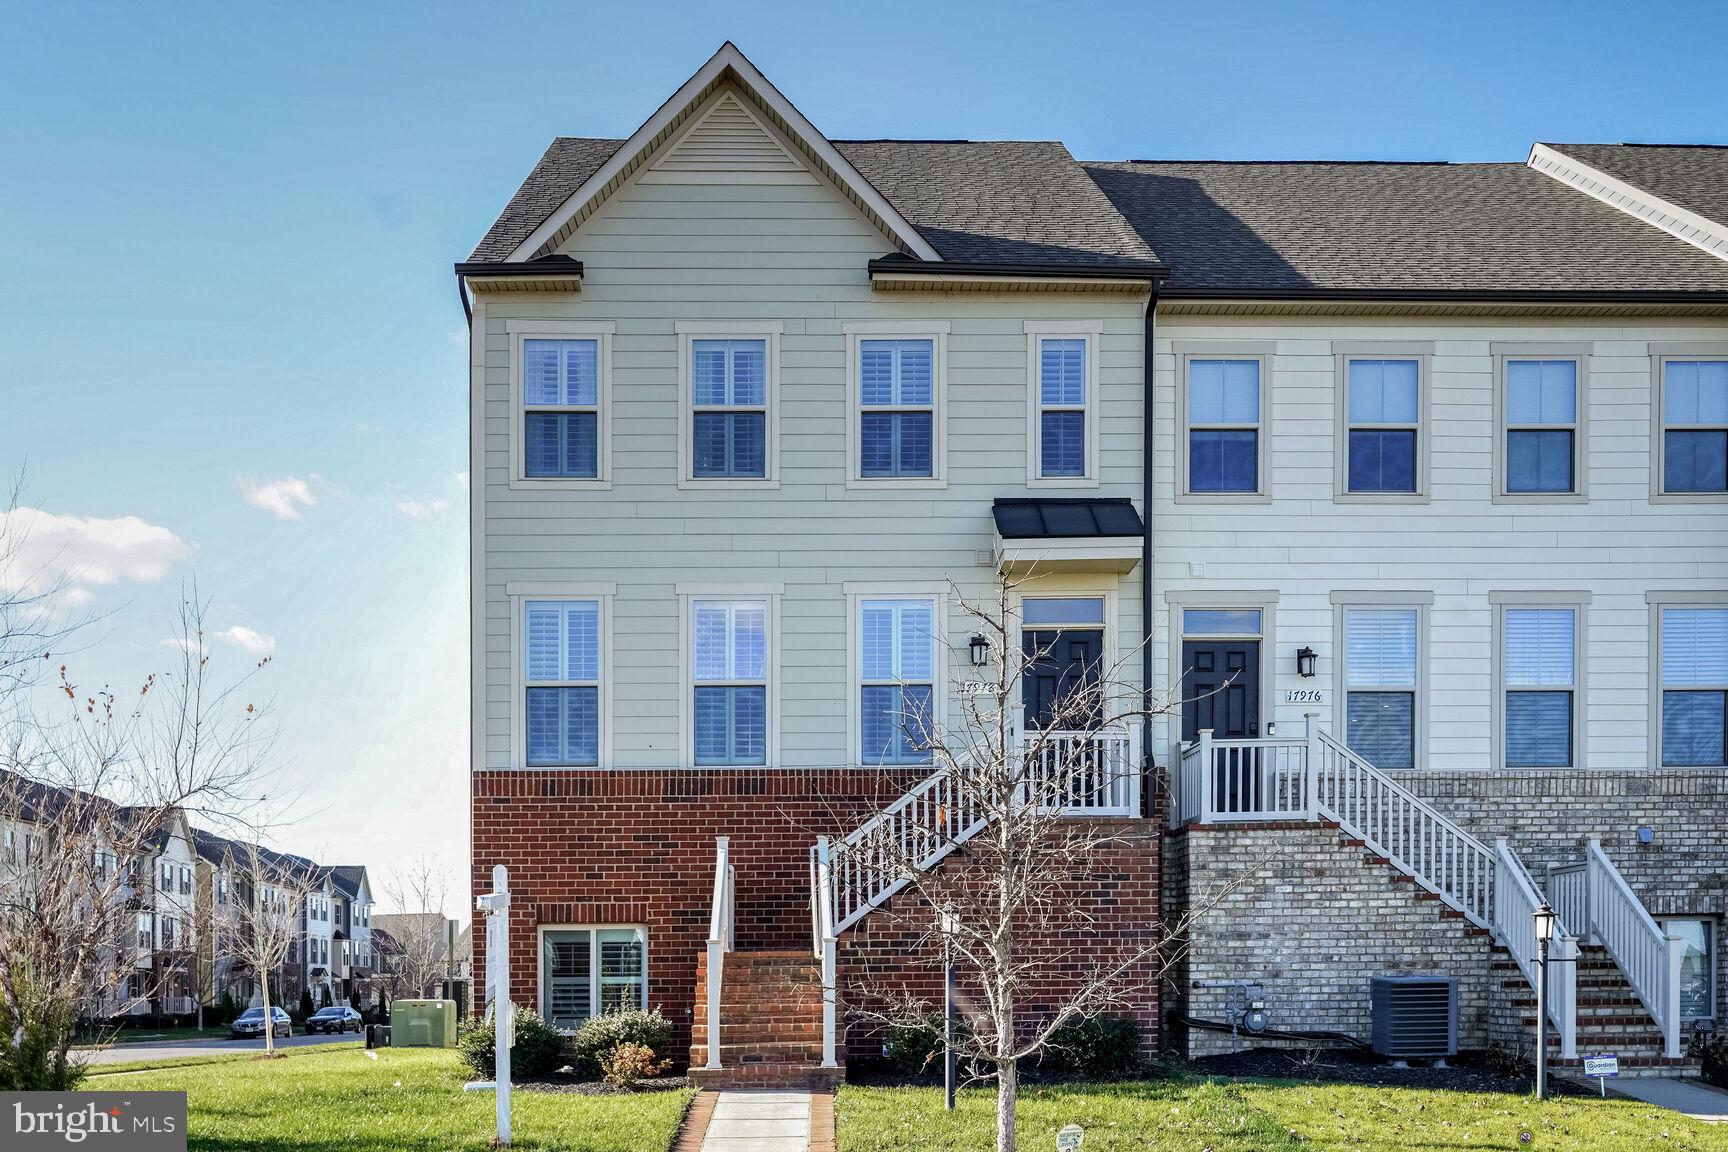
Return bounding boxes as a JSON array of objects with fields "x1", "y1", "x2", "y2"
[
  {"x1": 523, "y1": 339, "x2": 600, "y2": 478},
  {"x1": 1501, "y1": 358, "x2": 1581, "y2": 495},
  {"x1": 691, "y1": 339, "x2": 768, "y2": 479},
  {"x1": 1343, "y1": 358, "x2": 1421, "y2": 495},
  {"x1": 1659, "y1": 358, "x2": 1728, "y2": 495},
  {"x1": 1658, "y1": 605, "x2": 1727, "y2": 767},
  {"x1": 1498, "y1": 602, "x2": 1583, "y2": 769},
  {"x1": 540, "y1": 926, "x2": 646, "y2": 1031},
  {"x1": 1341, "y1": 607, "x2": 1420, "y2": 769},
  {"x1": 858, "y1": 598, "x2": 937, "y2": 766},
  {"x1": 524, "y1": 600, "x2": 601, "y2": 767},
  {"x1": 1184, "y1": 356, "x2": 1264, "y2": 495},
  {"x1": 858, "y1": 339, "x2": 935, "y2": 479},
  {"x1": 691, "y1": 600, "x2": 769, "y2": 766},
  {"x1": 1036, "y1": 339, "x2": 1088, "y2": 479}
]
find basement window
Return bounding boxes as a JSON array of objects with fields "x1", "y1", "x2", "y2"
[{"x1": 539, "y1": 926, "x2": 647, "y2": 1031}]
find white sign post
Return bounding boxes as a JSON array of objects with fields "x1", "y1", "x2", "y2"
[
  {"x1": 1582, "y1": 1052, "x2": 1618, "y2": 1096},
  {"x1": 477, "y1": 864, "x2": 513, "y2": 1146}
]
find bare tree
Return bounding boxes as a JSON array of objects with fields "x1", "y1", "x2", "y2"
[
  {"x1": 212, "y1": 837, "x2": 317, "y2": 1057},
  {"x1": 0, "y1": 588, "x2": 273, "y2": 1086},
  {"x1": 378, "y1": 855, "x2": 451, "y2": 1000},
  {"x1": 815, "y1": 573, "x2": 1210, "y2": 1152}
]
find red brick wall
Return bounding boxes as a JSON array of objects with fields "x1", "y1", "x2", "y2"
[{"x1": 471, "y1": 769, "x2": 1161, "y2": 1060}]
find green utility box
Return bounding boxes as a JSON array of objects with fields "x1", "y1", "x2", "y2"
[{"x1": 390, "y1": 999, "x2": 457, "y2": 1047}]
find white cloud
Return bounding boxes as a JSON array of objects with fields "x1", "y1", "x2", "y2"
[
  {"x1": 0, "y1": 507, "x2": 193, "y2": 600},
  {"x1": 239, "y1": 476, "x2": 318, "y2": 521},
  {"x1": 214, "y1": 625, "x2": 276, "y2": 657},
  {"x1": 160, "y1": 637, "x2": 208, "y2": 658},
  {"x1": 397, "y1": 498, "x2": 449, "y2": 521},
  {"x1": 455, "y1": 471, "x2": 469, "y2": 492}
]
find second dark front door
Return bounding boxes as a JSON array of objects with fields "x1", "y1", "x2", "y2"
[
  {"x1": 1022, "y1": 628, "x2": 1103, "y2": 729},
  {"x1": 1180, "y1": 639, "x2": 1260, "y2": 742}
]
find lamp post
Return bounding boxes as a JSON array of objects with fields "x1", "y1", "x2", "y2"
[{"x1": 1533, "y1": 901, "x2": 1556, "y2": 1100}]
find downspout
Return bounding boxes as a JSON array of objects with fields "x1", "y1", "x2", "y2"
[
  {"x1": 456, "y1": 274, "x2": 472, "y2": 325},
  {"x1": 1140, "y1": 283, "x2": 1157, "y2": 818}
]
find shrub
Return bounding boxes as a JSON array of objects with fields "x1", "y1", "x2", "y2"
[
  {"x1": 297, "y1": 988, "x2": 314, "y2": 1022},
  {"x1": 571, "y1": 1009, "x2": 673, "y2": 1076},
  {"x1": 457, "y1": 1006, "x2": 567, "y2": 1080},
  {"x1": 1689, "y1": 1030, "x2": 1728, "y2": 1090},
  {"x1": 1042, "y1": 1013, "x2": 1143, "y2": 1080},
  {"x1": 601, "y1": 1041, "x2": 672, "y2": 1088},
  {"x1": 884, "y1": 1021, "x2": 944, "y2": 1077},
  {"x1": 0, "y1": 969, "x2": 85, "y2": 1091},
  {"x1": 218, "y1": 991, "x2": 237, "y2": 1026}
]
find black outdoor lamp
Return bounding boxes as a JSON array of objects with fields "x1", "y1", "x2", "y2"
[
  {"x1": 968, "y1": 634, "x2": 990, "y2": 668},
  {"x1": 1296, "y1": 646, "x2": 1318, "y2": 678},
  {"x1": 1533, "y1": 901, "x2": 1557, "y2": 1099}
]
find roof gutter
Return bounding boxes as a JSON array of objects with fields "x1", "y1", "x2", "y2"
[
  {"x1": 868, "y1": 257, "x2": 1169, "y2": 282},
  {"x1": 1158, "y1": 285, "x2": 1728, "y2": 303}
]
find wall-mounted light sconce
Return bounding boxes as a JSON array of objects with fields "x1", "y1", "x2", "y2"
[
  {"x1": 1296, "y1": 646, "x2": 1318, "y2": 678},
  {"x1": 968, "y1": 634, "x2": 990, "y2": 668}
]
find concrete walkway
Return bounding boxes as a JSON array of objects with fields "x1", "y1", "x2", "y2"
[
  {"x1": 700, "y1": 1090, "x2": 813, "y2": 1152},
  {"x1": 1609, "y1": 1077, "x2": 1728, "y2": 1123}
]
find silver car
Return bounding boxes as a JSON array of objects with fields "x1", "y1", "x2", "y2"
[{"x1": 229, "y1": 1006, "x2": 292, "y2": 1039}]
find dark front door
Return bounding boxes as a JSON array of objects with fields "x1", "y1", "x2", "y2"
[
  {"x1": 1180, "y1": 639, "x2": 1260, "y2": 742},
  {"x1": 1022, "y1": 628, "x2": 1103, "y2": 729}
]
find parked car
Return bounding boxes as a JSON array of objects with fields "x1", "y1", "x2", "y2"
[
  {"x1": 230, "y1": 1006, "x2": 292, "y2": 1039},
  {"x1": 305, "y1": 1006, "x2": 363, "y2": 1034}
]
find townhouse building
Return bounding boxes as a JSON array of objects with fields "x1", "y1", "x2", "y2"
[{"x1": 463, "y1": 43, "x2": 1727, "y2": 1083}]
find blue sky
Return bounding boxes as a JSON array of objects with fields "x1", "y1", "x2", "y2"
[{"x1": 2, "y1": 1, "x2": 1722, "y2": 908}]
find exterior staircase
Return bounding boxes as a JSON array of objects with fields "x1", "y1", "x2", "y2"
[
  {"x1": 1499, "y1": 946, "x2": 1701, "y2": 1079},
  {"x1": 689, "y1": 948, "x2": 842, "y2": 1089},
  {"x1": 1175, "y1": 718, "x2": 1695, "y2": 1069}
]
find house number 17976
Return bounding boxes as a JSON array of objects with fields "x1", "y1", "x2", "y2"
[{"x1": 1283, "y1": 689, "x2": 1325, "y2": 704}]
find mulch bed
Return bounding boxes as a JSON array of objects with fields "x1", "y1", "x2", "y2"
[
  {"x1": 511, "y1": 1070, "x2": 691, "y2": 1096},
  {"x1": 1191, "y1": 1046, "x2": 1586, "y2": 1095}
]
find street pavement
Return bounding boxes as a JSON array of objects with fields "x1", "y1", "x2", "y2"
[{"x1": 79, "y1": 1029, "x2": 360, "y2": 1065}]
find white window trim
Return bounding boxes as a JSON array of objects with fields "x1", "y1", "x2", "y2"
[
  {"x1": 1163, "y1": 589, "x2": 1278, "y2": 761},
  {"x1": 676, "y1": 321, "x2": 783, "y2": 490},
  {"x1": 1332, "y1": 343, "x2": 1433, "y2": 504},
  {"x1": 1490, "y1": 591, "x2": 1591, "y2": 771},
  {"x1": 1650, "y1": 343, "x2": 1728, "y2": 505},
  {"x1": 676, "y1": 583, "x2": 783, "y2": 769},
  {"x1": 1330, "y1": 592, "x2": 1434, "y2": 770},
  {"x1": 535, "y1": 923, "x2": 649, "y2": 1035},
  {"x1": 1646, "y1": 590, "x2": 1728, "y2": 769},
  {"x1": 1174, "y1": 342, "x2": 1274, "y2": 504},
  {"x1": 509, "y1": 584, "x2": 616, "y2": 771},
  {"x1": 845, "y1": 323, "x2": 949, "y2": 489},
  {"x1": 1025, "y1": 321, "x2": 1104, "y2": 488},
  {"x1": 844, "y1": 583, "x2": 950, "y2": 769},
  {"x1": 506, "y1": 320, "x2": 616, "y2": 491},
  {"x1": 1492, "y1": 343, "x2": 1590, "y2": 504}
]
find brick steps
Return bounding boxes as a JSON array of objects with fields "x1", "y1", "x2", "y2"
[{"x1": 689, "y1": 947, "x2": 841, "y2": 1089}]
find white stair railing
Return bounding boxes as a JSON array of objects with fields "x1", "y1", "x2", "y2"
[
  {"x1": 1495, "y1": 838, "x2": 1579, "y2": 1059},
  {"x1": 704, "y1": 836, "x2": 734, "y2": 1071},
  {"x1": 1544, "y1": 861, "x2": 1589, "y2": 940},
  {"x1": 1583, "y1": 838, "x2": 1684, "y2": 1058},
  {"x1": 1311, "y1": 728, "x2": 1498, "y2": 929}
]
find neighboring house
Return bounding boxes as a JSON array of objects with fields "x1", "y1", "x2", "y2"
[
  {"x1": 373, "y1": 912, "x2": 468, "y2": 998},
  {"x1": 122, "y1": 808, "x2": 201, "y2": 1019},
  {"x1": 192, "y1": 830, "x2": 376, "y2": 1011},
  {"x1": 463, "y1": 42, "x2": 1727, "y2": 1084}
]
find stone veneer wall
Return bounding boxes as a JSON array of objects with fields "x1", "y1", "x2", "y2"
[
  {"x1": 1406, "y1": 768, "x2": 1728, "y2": 1027},
  {"x1": 1166, "y1": 823, "x2": 1495, "y2": 1058}
]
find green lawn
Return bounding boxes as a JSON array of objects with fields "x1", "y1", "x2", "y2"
[
  {"x1": 838, "y1": 1079, "x2": 1728, "y2": 1152},
  {"x1": 85, "y1": 1045, "x2": 694, "y2": 1152}
]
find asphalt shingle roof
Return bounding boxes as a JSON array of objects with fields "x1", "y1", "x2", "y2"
[
  {"x1": 1082, "y1": 160, "x2": 1728, "y2": 295},
  {"x1": 469, "y1": 137, "x2": 1161, "y2": 269},
  {"x1": 1544, "y1": 143, "x2": 1728, "y2": 230}
]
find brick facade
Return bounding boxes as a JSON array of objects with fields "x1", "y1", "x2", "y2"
[
  {"x1": 471, "y1": 769, "x2": 1163, "y2": 1064},
  {"x1": 1165, "y1": 822, "x2": 1495, "y2": 1057}
]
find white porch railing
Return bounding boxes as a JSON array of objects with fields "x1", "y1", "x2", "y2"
[
  {"x1": 1581, "y1": 839, "x2": 1684, "y2": 1058},
  {"x1": 809, "y1": 722, "x2": 1144, "y2": 1064},
  {"x1": 1173, "y1": 718, "x2": 1579, "y2": 1053},
  {"x1": 1496, "y1": 839, "x2": 1579, "y2": 1059},
  {"x1": 1545, "y1": 860, "x2": 1588, "y2": 938},
  {"x1": 703, "y1": 836, "x2": 734, "y2": 1071}
]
